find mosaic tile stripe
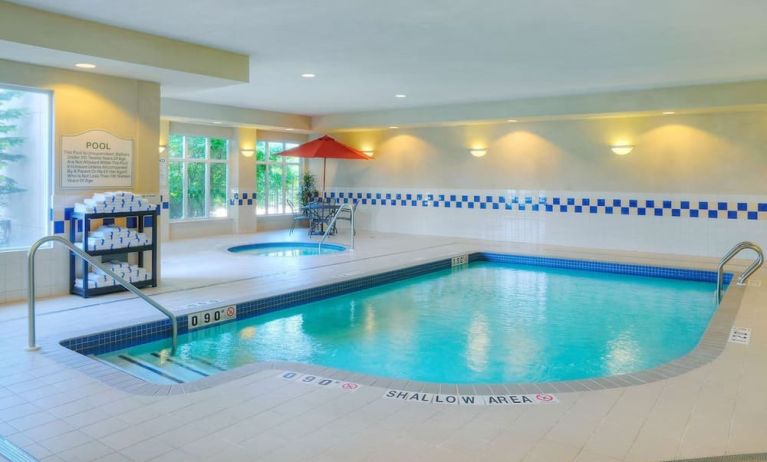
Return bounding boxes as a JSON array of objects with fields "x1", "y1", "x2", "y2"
[
  {"x1": 52, "y1": 197, "x2": 163, "y2": 235},
  {"x1": 61, "y1": 253, "x2": 729, "y2": 356},
  {"x1": 325, "y1": 191, "x2": 767, "y2": 221},
  {"x1": 228, "y1": 191, "x2": 257, "y2": 206}
]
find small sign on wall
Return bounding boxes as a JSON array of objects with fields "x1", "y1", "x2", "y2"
[
  {"x1": 188, "y1": 305, "x2": 237, "y2": 330},
  {"x1": 61, "y1": 130, "x2": 133, "y2": 189},
  {"x1": 451, "y1": 254, "x2": 469, "y2": 266}
]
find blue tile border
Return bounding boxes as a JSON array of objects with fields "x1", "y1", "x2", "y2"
[
  {"x1": 61, "y1": 253, "x2": 730, "y2": 356},
  {"x1": 228, "y1": 191, "x2": 256, "y2": 206},
  {"x1": 323, "y1": 191, "x2": 767, "y2": 221}
]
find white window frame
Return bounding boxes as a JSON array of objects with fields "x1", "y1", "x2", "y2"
[
  {"x1": 255, "y1": 141, "x2": 301, "y2": 216},
  {"x1": 168, "y1": 135, "x2": 229, "y2": 222},
  {"x1": 0, "y1": 83, "x2": 52, "y2": 252}
]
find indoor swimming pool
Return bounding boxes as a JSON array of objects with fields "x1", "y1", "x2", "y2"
[
  {"x1": 227, "y1": 242, "x2": 346, "y2": 256},
  {"x1": 85, "y1": 255, "x2": 721, "y2": 385}
]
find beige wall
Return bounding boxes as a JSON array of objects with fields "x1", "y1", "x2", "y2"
[
  {"x1": 0, "y1": 58, "x2": 161, "y2": 194},
  {"x1": 323, "y1": 110, "x2": 767, "y2": 194},
  {"x1": 0, "y1": 58, "x2": 161, "y2": 302}
]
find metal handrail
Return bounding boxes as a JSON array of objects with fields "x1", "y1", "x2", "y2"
[
  {"x1": 26, "y1": 236, "x2": 177, "y2": 352},
  {"x1": 716, "y1": 241, "x2": 764, "y2": 303},
  {"x1": 318, "y1": 203, "x2": 354, "y2": 251}
]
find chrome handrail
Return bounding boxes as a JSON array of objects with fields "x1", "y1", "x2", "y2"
[
  {"x1": 716, "y1": 241, "x2": 764, "y2": 303},
  {"x1": 318, "y1": 203, "x2": 354, "y2": 251},
  {"x1": 26, "y1": 236, "x2": 177, "y2": 352}
]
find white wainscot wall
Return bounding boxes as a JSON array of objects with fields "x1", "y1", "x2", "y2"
[{"x1": 327, "y1": 188, "x2": 767, "y2": 258}]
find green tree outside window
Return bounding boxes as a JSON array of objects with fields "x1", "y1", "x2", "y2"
[
  {"x1": 168, "y1": 135, "x2": 228, "y2": 220},
  {"x1": 254, "y1": 141, "x2": 301, "y2": 215}
]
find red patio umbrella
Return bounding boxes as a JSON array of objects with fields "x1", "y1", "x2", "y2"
[{"x1": 278, "y1": 135, "x2": 370, "y2": 195}]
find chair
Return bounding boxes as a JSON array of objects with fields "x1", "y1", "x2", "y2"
[
  {"x1": 287, "y1": 199, "x2": 310, "y2": 235},
  {"x1": 305, "y1": 199, "x2": 326, "y2": 236}
]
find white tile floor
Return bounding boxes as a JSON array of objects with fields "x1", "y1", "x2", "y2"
[{"x1": 0, "y1": 229, "x2": 765, "y2": 461}]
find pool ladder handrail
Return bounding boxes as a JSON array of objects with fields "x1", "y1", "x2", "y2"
[
  {"x1": 716, "y1": 241, "x2": 764, "y2": 303},
  {"x1": 319, "y1": 203, "x2": 355, "y2": 251},
  {"x1": 26, "y1": 235, "x2": 178, "y2": 353}
]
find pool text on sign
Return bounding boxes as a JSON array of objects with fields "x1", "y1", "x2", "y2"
[
  {"x1": 61, "y1": 130, "x2": 133, "y2": 189},
  {"x1": 383, "y1": 389, "x2": 558, "y2": 406},
  {"x1": 188, "y1": 305, "x2": 237, "y2": 330}
]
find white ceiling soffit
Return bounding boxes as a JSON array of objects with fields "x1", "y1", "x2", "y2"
[
  {"x1": 161, "y1": 98, "x2": 312, "y2": 132},
  {"x1": 0, "y1": 41, "x2": 243, "y2": 90},
  {"x1": 5, "y1": 0, "x2": 767, "y2": 116},
  {"x1": 313, "y1": 80, "x2": 767, "y2": 131}
]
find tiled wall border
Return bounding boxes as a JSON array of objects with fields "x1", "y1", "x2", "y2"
[
  {"x1": 325, "y1": 190, "x2": 767, "y2": 221},
  {"x1": 53, "y1": 252, "x2": 742, "y2": 396},
  {"x1": 49, "y1": 190, "x2": 257, "y2": 236},
  {"x1": 51, "y1": 194, "x2": 165, "y2": 236},
  {"x1": 228, "y1": 191, "x2": 257, "y2": 207},
  {"x1": 49, "y1": 188, "x2": 767, "y2": 236}
]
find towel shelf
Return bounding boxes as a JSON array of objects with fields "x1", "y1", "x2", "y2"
[{"x1": 69, "y1": 209, "x2": 159, "y2": 298}]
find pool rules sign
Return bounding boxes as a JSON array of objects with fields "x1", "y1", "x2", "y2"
[{"x1": 61, "y1": 130, "x2": 133, "y2": 188}]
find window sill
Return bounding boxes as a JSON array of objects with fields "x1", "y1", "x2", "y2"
[
  {"x1": 0, "y1": 242, "x2": 53, "y2": 254},
  {"x1": 170, "y1": 217, "x2": 232, "y2": 224},
  {"x1": 255, "y1": 214, "x2": 293, "y2": 219}
]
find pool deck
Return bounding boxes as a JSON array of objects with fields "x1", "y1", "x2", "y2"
[{"x1": 0, "y1": 230, "x2": 765, "y2": 462}]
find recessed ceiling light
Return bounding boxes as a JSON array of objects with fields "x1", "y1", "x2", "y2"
[
  {"x1": 507, "y1": 119, "x2": 518, "y2": 123},
  {"x1": 388, "y1": 126, "x2": 399, "y2": 129},
  {"x1": 301, "y1": 73, "x2": 316, "y2": 78},
  {"x1": 285, "y1": 128, "x2": 294, "y2": 131},
  {"x1": 75, "y1": 63, "x2": 96, "y2": 69},
  {"x1": 663, "y1": 111, "x2": 676, "y2": 115},
  {"x1": 394, "y1": 94, "x2": 407, "y2": 98}
]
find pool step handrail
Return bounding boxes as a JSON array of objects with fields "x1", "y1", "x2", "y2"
[
  {"x1": 716, "y1": 241, "x2": 764, "y2": 303},
  {"x1": 26, "y1": 235, "x2": 178, "y2": 353},
  {"x1": 319, "y1": 203, "x2": 354, "y2": 251}
]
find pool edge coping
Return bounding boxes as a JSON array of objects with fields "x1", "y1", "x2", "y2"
[{"x1": 45, "y1": 252, "x2": 746, "y2": 397}]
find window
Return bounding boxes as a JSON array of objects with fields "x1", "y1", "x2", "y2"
[
  {"x1": 0, "y1": 85, "x2": 51, "y2": 251},
  {"x1": 168, "y1": 135, "x2": 229, "y2": 220},
  {"x1": 255, "y1": 141, "x2": 300, "y2": 215}
]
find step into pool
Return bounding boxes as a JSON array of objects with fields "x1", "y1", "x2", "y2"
[{"x1": 82, "y1": 254, "x2": 723, "y2": 385}]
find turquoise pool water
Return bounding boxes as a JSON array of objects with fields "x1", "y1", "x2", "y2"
[
  {"x1": 98, "y1": 261, "x2": 717, "y2": 384},
  {"x1": 228, "y1": 242, "x2": 345, "y2": 256}
]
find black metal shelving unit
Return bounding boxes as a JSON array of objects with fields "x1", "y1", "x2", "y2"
[{"x1": 69, "y1": 209, "x2": 158, "y2": 298}]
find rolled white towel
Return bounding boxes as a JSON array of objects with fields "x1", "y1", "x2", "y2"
[
  {"x1": 74, "y1": 273, "x2": 116, "y2": 289},
  {"x1": 91, "y1": 225, "x2": 137, "y2": 240},
  {"x1": 84, "y1": 198, "x2": 111, "y2": 209},
  {"x1": 79, "y1": 239, "x2": 115, "y2": 251},
  {"x1": 104, "y1": 191, "x2": 138, "y2": 202},
  {"x1": 75, "y1": 203, "x2": 117, "y2": 214},
  {"x1": 94, "y1": 263, "x2": 148, "y2": 280}
]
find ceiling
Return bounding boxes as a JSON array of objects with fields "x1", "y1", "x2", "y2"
[{"x1": 7, "y1": 0, "x2": 767, "y2": 116}]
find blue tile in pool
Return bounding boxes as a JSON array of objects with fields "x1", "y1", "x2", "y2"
[{"x1": 478, "y1": 253, "x2": 730, "y2": 283}]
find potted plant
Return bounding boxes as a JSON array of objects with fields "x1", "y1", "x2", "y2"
[
  {"x1": 299, "y1": 171, "x2": 319, "y2": 208},
  {"x1": 0, "y1": 91, "x2": 25, "y2": 246}
]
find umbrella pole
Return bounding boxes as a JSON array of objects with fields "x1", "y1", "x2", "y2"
[{"x1": 322, "y1": 158, "x2": 327, "y2": 200}]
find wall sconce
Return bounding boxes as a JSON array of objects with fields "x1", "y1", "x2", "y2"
[
  {"x1": 610, "y1": 144, "x2": 634, "y2": 156},
  {"x1": 469, "y1": 148, "x2": 487, "y2": 158},
  {"x1": 362, "y1": 150, "x2": 375, "y2": 157},
  {"x1": 241, "y1": 149, "x2": 255, "y2": 158},
  {"x1": 158, "y1": 145, "x2": 167, "y2": 154}
]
